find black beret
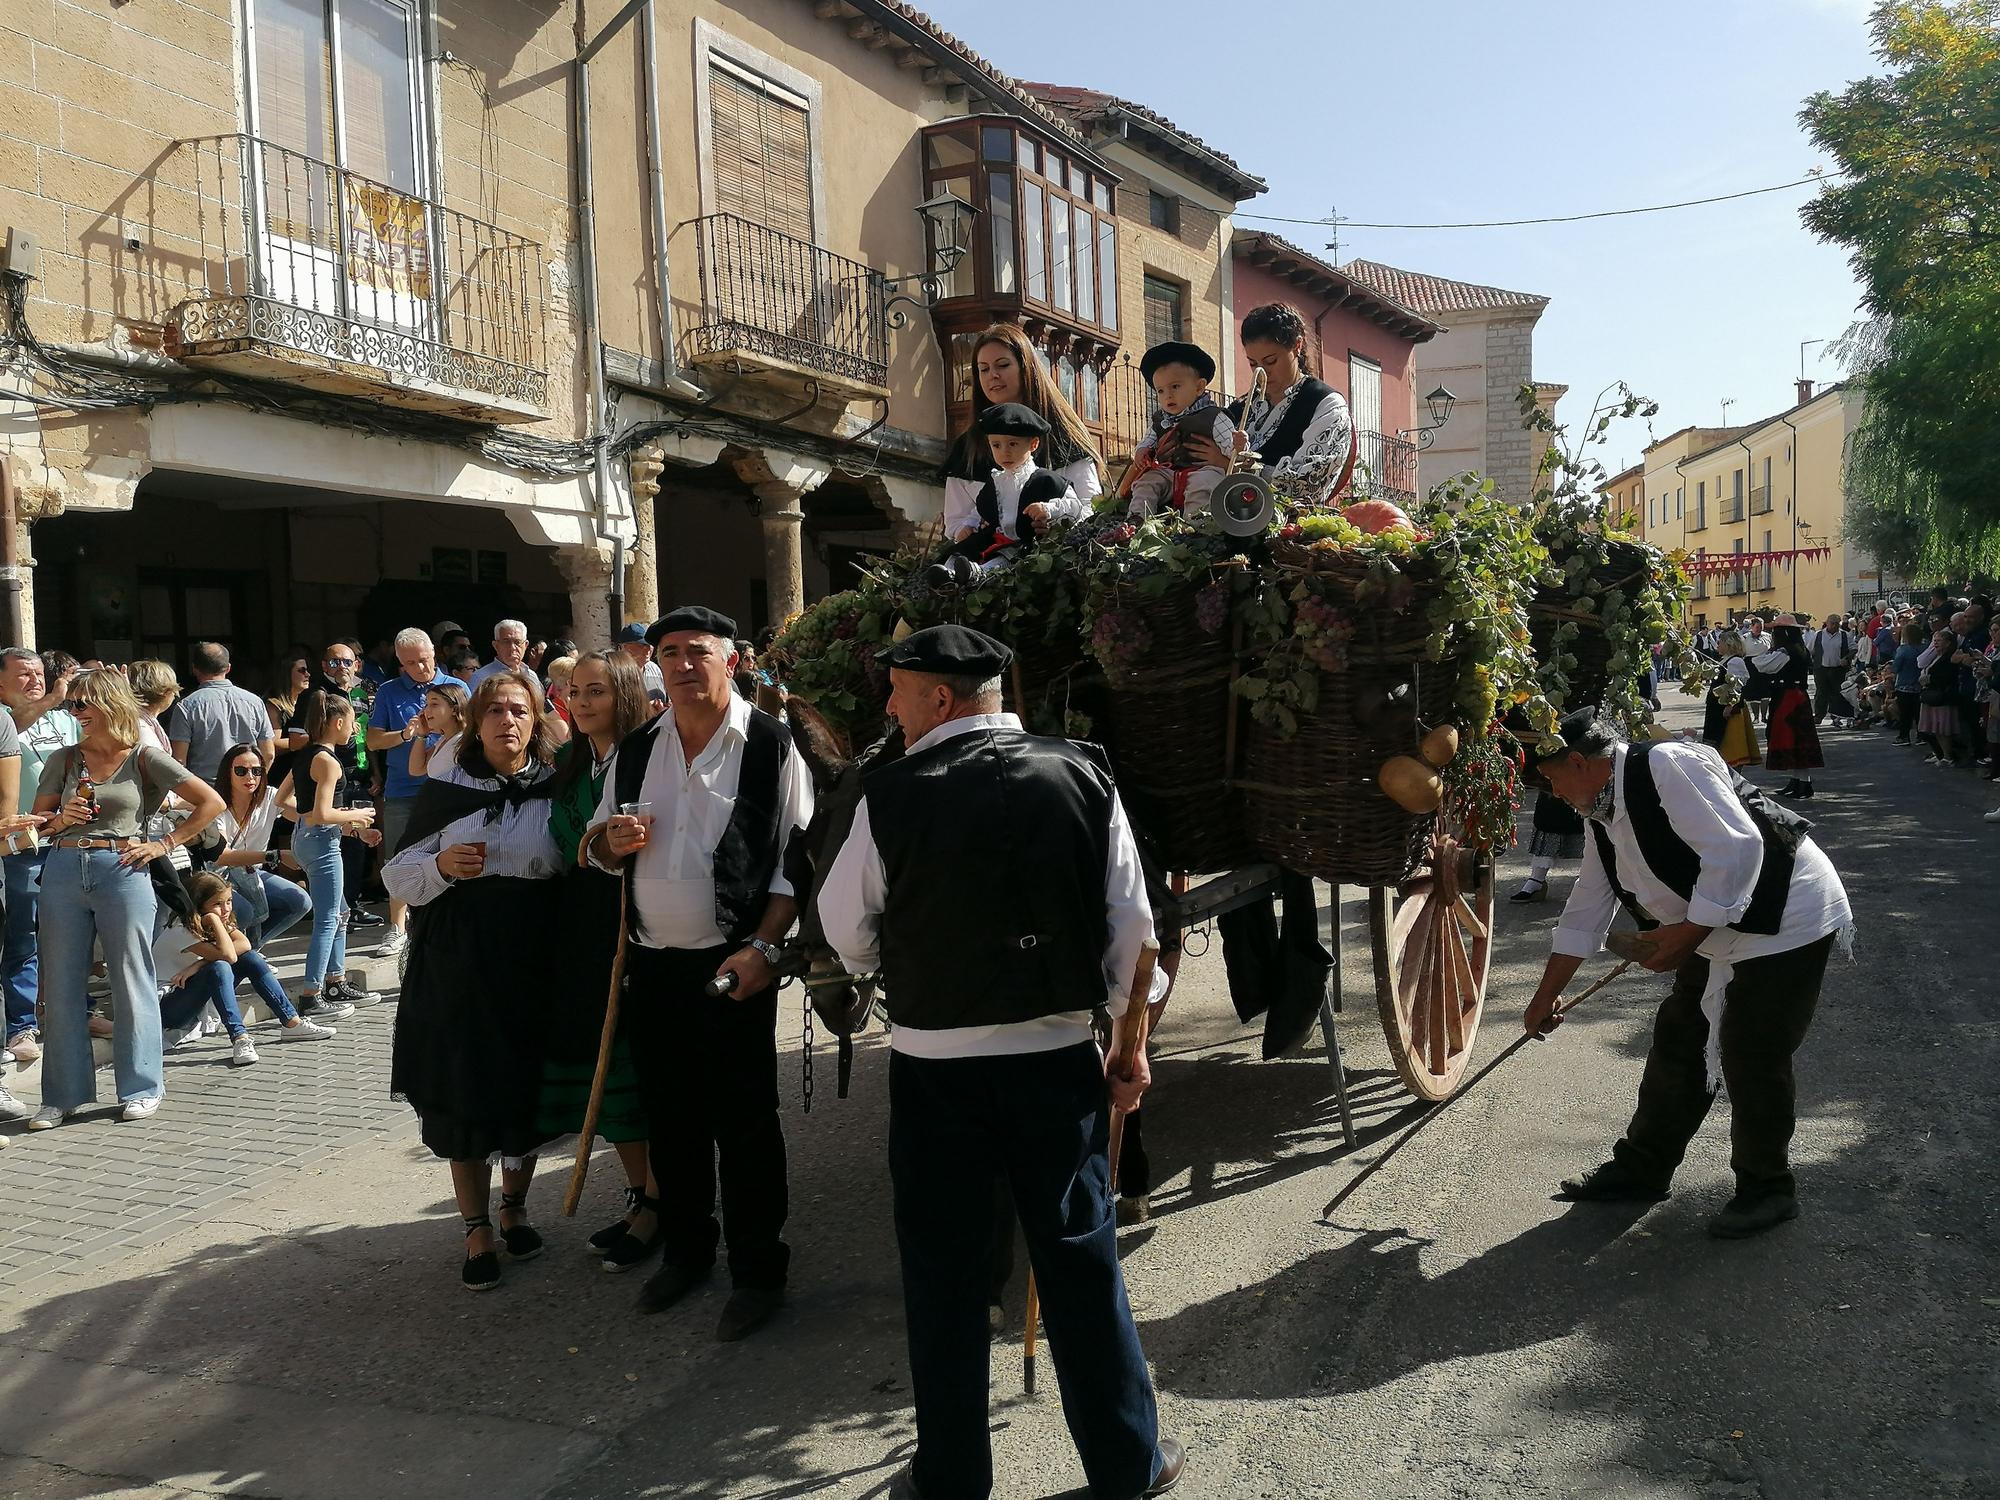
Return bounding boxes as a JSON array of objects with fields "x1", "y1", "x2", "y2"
[
  {"x1": 647, "y1": 605, "x2": 739, "y2": 646},
  {"x1": 876, "y1": 623, "x2": 1013, "y2": 676},
  {"x1": 1140, "y1": 340, "x2": 1216, "y2": 383},
  {"x1": 977, "y1": 401, "x2": 1051, "y2": 438}
]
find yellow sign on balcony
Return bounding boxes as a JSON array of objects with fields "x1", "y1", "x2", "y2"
[{"x1": 346, "y1": 181, "x2": 433, "y2": 301}]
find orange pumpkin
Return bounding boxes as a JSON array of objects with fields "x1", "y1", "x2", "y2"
[{"x1": 1341, "y1": 498, "x2": 1416, "y2": 535}]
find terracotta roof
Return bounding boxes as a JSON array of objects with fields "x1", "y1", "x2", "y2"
[
  {"x1": 1232, "y1": 232, "x2": 1440, "y2": 343},
  {"x1": 1018, "y1": 82, "x2": 1267, "y2": 201},
  {"x1": 1343, "y1": 259, "x2": 1549, "y2": 315}
]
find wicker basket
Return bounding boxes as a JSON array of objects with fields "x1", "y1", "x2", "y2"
[
  {"x1": 1529, "y1": 551, "x2": 1648, "y2": 712},
  {"x1": 1097, "y1": 579, "x2": 1254, "y2": 874},
  {"x1": 1239, "y1": 541, "x2": 1461, "y2": 887}
]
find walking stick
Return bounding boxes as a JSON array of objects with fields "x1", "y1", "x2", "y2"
[
  {"x1": 562, "y1": 865, "x2": 631, "y2": 1218},
  {"x1": 1023, "y1": 938, "x2": 1160, "y2": 1394}
]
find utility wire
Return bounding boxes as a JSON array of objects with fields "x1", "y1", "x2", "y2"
[{"x1": 1236, "y1": 173, "x2": 1833, "y2": 232}]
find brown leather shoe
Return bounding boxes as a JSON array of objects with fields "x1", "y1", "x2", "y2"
[{"x1": 1144, "y1": 1436, "x2": 1185, "y2": 1496}]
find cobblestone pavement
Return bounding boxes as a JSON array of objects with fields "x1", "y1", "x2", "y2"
[
  {"x1": 0, "y1": 925, "x2": 403, "y2": 1307},
  {"x1": 0, "y1": 696, "x2": 1994, "y2": 1498}
]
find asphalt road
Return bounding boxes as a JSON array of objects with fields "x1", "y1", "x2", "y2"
[{"x1": 0, "y1": 695, "x2": 1994, "y2": 1499}]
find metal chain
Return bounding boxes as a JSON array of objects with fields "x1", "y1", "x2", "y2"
[{"x1": 801, "y1": 985, "x2": 815, "y2": 1115}]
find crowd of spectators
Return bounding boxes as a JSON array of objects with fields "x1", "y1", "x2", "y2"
[{"x1": 0, "y1": 617, "x2": 574, "y2": 1127}]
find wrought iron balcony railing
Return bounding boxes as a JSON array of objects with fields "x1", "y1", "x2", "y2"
[
  {"x1": 1352, "y1": 430, "x2": 1419, "y2": 504},
  {"x1": 685, "y1": 213, "x2": 889, "y2": 392},
  {"x1": 163, "y1": 134, "x2": 548, "y2": 421}
]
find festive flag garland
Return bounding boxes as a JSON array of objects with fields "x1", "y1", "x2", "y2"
[{"x1": 1682, "y1": 546, "x2": 1832, "y2": 576}]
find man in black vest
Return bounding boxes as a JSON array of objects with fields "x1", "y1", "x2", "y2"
[
  {"x1": 819, "y1": 624, "x2": 1185, "y2": 1500},
  {"x1": 1522, "y1": 711, "x2": 1852, "y2": 1238},
  {"x1": 585, "y1": 605, "x2": 815, "y2": 1341}
]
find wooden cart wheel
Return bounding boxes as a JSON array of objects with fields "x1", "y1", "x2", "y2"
[{"x1": 1367, "y1": 829, "x2": 1494, "y2": 1102}]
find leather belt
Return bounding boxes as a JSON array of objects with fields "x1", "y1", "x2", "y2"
[{"x1": 54, "y1": 836, "x2": 139, "y2": 851}]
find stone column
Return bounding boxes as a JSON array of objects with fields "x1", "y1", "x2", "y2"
[
  {"x1": 734, "y1": 450, "x2": 829, "y2": 629},
  {"x1": 554, "y1": 544, "x2": 617, "y2": 651}
]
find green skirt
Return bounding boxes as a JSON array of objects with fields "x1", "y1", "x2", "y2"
[{"x1": 535, "y1": 1037, "x2": 648, "y2": 1143}]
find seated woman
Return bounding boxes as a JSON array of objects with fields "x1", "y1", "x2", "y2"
[
  {"x1": 385, "y1": 673, "x2": 565, "y2": 1290},
  {"x1": 941, "y1": 402, "x2": 1083, "y2": 570},
  {"x1": 940, "y1": 323, "x2": 1103, "y2": 538},
  {"x1": 158, "y1": 871, "x2": 337, "y2": 1063},
  {"x1": 210, "y1": 742, "x2": 310, "y2": 950}
]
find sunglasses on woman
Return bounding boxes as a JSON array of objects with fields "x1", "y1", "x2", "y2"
[
  {"x1": 230, "y1": 764, "x2": 263, "y2": 778},
  {"x1": 62, "y1": 699, "x2": 89, "y2": 713}
]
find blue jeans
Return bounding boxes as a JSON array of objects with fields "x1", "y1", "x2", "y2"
[
  {"x1": 38, "y1": 847, "x2": 163, "y2": 1109},
  {"x1": 293, "y1": 824, "x2": 347, "y2": 990},
  {"x1": 259, "y1": 871, "x2": 311, "y2": 945},
  {"x1": 161, "y1": 950, "x2": 301, "y2": 1036},
  {"x1": 3, "y1": 847, "x2": 46, "y2": 1041}
]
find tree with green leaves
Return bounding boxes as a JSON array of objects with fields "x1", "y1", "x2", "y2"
[{"x1": 1799, "y1": 0, "x2": 2000, "y2": 572}]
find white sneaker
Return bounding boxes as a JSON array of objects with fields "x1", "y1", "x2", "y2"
[
  {"x1": 27, "y1": 1104, "x2": 69, "y2": 1131},
  {"x1": 0, "y1": 1085, "x2": 29, "y2": 1122},
  {"x1": 120, "y1": 1096, "x2": 163, "y2": 1122},
  {"x1": 230, "y1": 1036, "x2": 260, "y2": 1067},
  {"x1": 375, "y1": 928, "x2": 408, "y2": 959},
  {"x1": 274, "y1": 1019, "x2": 336, "y2": 1042}
]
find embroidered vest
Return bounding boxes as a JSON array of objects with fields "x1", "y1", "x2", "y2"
[
  {"x1": 1586, "y1": 741, "x2": 1808, "y2": 938},
  {"x1": 1227, "y1": 376, "x2": 1333, "y2": 464},
  {"x1": 611, "y1": 707, "x2": 792, "y2": 946}
]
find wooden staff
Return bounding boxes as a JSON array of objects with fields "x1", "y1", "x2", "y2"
[
  {"x1": 1024, "y1": 938, "x2": 1161, "y2": 1393},
  {"x1": 562, "y1": 865, "x2": 631, "y2": 1218}
]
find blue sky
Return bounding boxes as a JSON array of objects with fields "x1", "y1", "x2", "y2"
[{"x1": 920, "y1": 0, "x2": 1880, "y2": 473}]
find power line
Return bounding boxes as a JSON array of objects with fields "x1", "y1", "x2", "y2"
[{"x1": 1235, "y1": 173, "x2": 1832, "y2": 232}]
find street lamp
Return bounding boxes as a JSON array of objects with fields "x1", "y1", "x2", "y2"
[
  {"x1": 1401, "y1": 386, "x2": 1458, "y2": 450},
  {"x1": 885, "y1": 190, "x2": 978, "y2": 326}
]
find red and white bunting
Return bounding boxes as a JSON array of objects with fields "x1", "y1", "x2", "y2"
[{"x1": 1684, "y1": 546, "x2": 1831, "y2": 577}]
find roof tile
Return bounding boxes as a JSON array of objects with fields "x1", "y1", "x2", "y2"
[{"x1": 1343, "y1": 259, "x2": 1549, "y2": 314}]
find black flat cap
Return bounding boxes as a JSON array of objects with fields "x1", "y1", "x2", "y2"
[
  {"x1": 647, "y1": 605, "x2": 738, "y2": 646},
  {"x1": 977, "y1": 401, "x2": 1051, "y2": 438},
  {"x1": 1140, "y1": 341, "x2": 1216, "y2": 383},
  {"x1": 876, "y1": 623, "x2": 1013, "y2": 676}
]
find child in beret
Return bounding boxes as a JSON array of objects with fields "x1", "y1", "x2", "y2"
[
  {"x1": 943, "y1": 402, "x2": 1085, "y2": 569},
  {"x1": 1121, "y1": 341, "x2": 1235, "y2": 519}
]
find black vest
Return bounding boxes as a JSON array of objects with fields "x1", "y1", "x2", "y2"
[
  {"x1": 1587, "y1": 740, "x2": 1809, "y2": 938},
  {"x1": 974, "y1": 466, "x2": 1071, "y2": 533},
  {"x1": 611, "y1": 706, "x2": 793, "y2": 946},
  {"x1": 864, "y1": 728, "x2": 1114, "y2": 1031},
  {"x1": 1228, "y1": 376, "x2": 1334, "y2": 465}
]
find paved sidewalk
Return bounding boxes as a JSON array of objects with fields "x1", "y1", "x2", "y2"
[{"x1": 0, "y1": 917, "x2": 404, "y2": 1307}]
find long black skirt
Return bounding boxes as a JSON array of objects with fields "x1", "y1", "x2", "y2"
[{"x1": 392, "y1": 875, "x2": 560, "y2": 1162}]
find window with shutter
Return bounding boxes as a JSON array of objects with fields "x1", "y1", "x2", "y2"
[
  {"x1": 709, "y1": 61, "x2": 813, "y2": 241},
  {"x1": 1143, "y1": 274, "x2": 1185, "y2": 349}
]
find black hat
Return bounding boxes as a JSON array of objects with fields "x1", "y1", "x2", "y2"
[
  {"x1": 977, "y1": 401, "x2": 1051, "y2": 438},
  {"x1": 647, "y1": 605, "x2": 739, "y2": 647},
  {"x1": 1140, "y1": 341, "x2": 1216, "y2": 383},
  {"x1": 875, "y1": 623, "x2": 1013, "y2": 676}
]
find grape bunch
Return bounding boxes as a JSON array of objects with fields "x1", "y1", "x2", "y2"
[
  {"x1": 1088, "y1": 608, "x2": 1153, "y2": 674},
  {"x1": 1194, "y1": 580, "x2": 1229, "y2": 635},
  {"x1": 1294, "y1": 593, "x2": 1354, "y2": 673}
]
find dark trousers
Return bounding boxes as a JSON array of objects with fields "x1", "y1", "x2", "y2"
[
  {"x1": 1811, "y1": 665, "x2": 1853, "y2": 721},
  {"x1": 988, "y1": 1105, "x2": 1149, "y2": 1304},
  {"x1": 621, "y1": 943, "x2": 789, "y2": 1289},
  {"x1": 890, "y1": 1044, "x2": 1159, "y2": 1500},
  {"x1": 1612, "y1": 932, "x2": 1835, "y2": 1199},
  {"x1": 1894, "y1": 690, "x2": 1918, "y2": 739}
]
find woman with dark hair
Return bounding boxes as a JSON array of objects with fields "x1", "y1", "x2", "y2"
[
  {"x1": 1754, "y1": 615, "x2": 1822, "y2": 799},
  {"x1": 285, "y1": 689, "x2": 381, "y2": 1017},
  {"x1": 940, "y1": 323, "x2": 1104, "y2": 539},
  {"x1": 266, "y1": 653, "x2": 313, "y2": 738},
  {"x1": 385, "y1": 672, "x2": 565, "y2": 1289},
  {"x1": 535, "y1": 650, "x2": 661, "y2": 1270},
  {"x1": 211, "y1": 741, "x2": 311, "y2": 948},
  {"x1": 1184, "y1": 301, "x2": 1357, "y2": 508}
]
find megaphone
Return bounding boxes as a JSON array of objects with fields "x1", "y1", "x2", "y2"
[{"x1": 1211, "y1": 471, "x2": 1275, "y2": 536}]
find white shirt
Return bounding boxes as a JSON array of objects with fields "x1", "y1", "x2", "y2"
[
  {"x1": 943, "y1": 456, "x2": 1099, "y2": 538},
  {"x1": 817, "y1": 712, "x2": 1165, "y2": 1059},
  {"x1": 1810, "y1": 629, "x2": 1850, "y2": 667},
  {"x1": 153, "y1": 922, "x2": 206, "y2": 992},
  {"x1": 219, "y1": 792, "x2": 280, "y2": 854},
  {"x1": 382, "y1": 760, "x2": 564, "y2": 907},
  {"x1": 1743, "y1": 631, "x2": 1773, "y2": 655},
  {"x1": 1240, "y1": 380, "x2": 1354, "y2": 505},
  {"x1": 1551, "y1": 741, "x2": 1852, "y2": 968},
  {"x1": 588, "y1": 693, "x2": 815, "y2": 950}
]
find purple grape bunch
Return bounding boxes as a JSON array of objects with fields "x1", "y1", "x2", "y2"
[
  {"x1": 1194, "y1": 580, "x2": 1229, "y2": 635},
  {"x1": 1088, "y1": 608, "x2": 1152, "y2": 674},
  {"x1": 1295, "y1": 593, "x2": 1354, "y2": 673}
]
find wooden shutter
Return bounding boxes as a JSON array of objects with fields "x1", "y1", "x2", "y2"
[
  {"x1": 1143, "y1": 275, "x2": 1184, "y2": 348},
  {"x1": 709, "y1": 60, "x2": 813, "y2": 240}
]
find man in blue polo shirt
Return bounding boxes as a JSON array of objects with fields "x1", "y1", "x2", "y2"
[{"x1": 364, "y1": 627, "x2": 465, "y2": 961}]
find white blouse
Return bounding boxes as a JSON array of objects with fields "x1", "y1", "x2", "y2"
[
  {"x1": 943, "y1": 456, "x2": 1100, "y2": 536},
  {"x1": 382, "y1": 760, "x2": 563, "y2": 908},
  {"x1": 1240, "y1": 380, "x2": 1354, "y2": 505}
]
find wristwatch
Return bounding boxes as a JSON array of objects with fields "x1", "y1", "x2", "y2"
[
  {"x1": 263, "y1": 850, "x2": 282, "y2": 871},
  {"x1": 746, "y1": 936, "x2": 784, "y2": 966}
]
